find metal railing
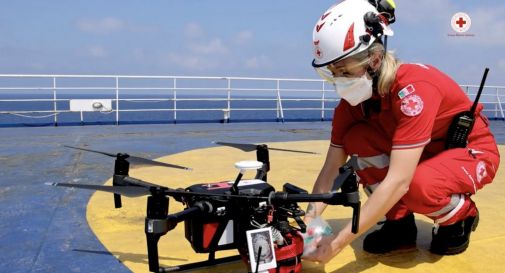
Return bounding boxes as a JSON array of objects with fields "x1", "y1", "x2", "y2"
[{"x1": 0, "y1": 74, "x2": 503, "y2": 126}]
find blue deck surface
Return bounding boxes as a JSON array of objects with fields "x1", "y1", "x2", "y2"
[
  {"x1": 0, "y1": 122, "x2": 333, "y2": 273},
  {"x1": 1, "y1": 121, "x2": 504, "y2": 273}
]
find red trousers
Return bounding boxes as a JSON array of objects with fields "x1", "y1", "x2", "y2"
[{"x1": 341, "y1": 122, "x2": 500, "y2": 225}]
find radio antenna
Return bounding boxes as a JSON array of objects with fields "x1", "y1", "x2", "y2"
[{"x1": 470, "y1": 68, "x2": 490, "y2": 115}]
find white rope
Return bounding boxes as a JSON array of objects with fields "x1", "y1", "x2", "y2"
[
  {"x1": 7, "y1": 112, "x2": 59, "y2": 119},
  {"x1": 98, "y1": 109, "x2": 114, "y2": 114}
]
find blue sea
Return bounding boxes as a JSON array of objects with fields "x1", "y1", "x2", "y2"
[{"x1": 0, "y1": 93, "x2": 338, "y2": 127}]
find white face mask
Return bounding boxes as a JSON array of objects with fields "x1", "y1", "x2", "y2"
[{"x1": 334, "y1": 73, "x2": 373, "y2": 106}]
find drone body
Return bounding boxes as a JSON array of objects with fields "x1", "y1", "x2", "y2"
[
  {"x1": 183, "y1": 178, "x2": 306, "y2": 273},
  {"x1": 185, "y1": 179, "x2": 276, "y2": 253},
  {"x1": 50, "y1": 143, "x2": 360, "y2": 273}
]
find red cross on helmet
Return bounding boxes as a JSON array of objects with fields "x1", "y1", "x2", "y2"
[{"x1": 312, "y1": 0, "x2": 394, "y2": 69}]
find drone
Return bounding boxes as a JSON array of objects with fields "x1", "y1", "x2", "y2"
[{"x1": 48, "y1": 142, "x2": 361, "y2": 273}]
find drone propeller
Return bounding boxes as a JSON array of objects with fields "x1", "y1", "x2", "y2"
[
  {"x1": 46, "y1": 181, "x2": 273, "y2": 201},
  {"x1": 46, "y1": 182, "x2": 151, "y2": 197},
  {"x1": 213, "y1": 141, "x2": 318, "y2": 154},
  {"x1": 64, "y1": 145, "x2": 192, "y2": 170}
]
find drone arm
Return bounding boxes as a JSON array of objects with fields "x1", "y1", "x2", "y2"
[
  {"x1": 146, "y1": 206, "x2": 207, "y2": 240},
  {"x1": 166, "y1": 202, "x2": 211, "y2": 229},
  {"x1": 270, "y1": 192, "x2": 358, "y2": 205},
  {"x1": 270, "y1": 191, "x2": 360, "y2": 234}
]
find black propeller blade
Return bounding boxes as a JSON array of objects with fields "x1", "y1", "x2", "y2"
[
  {"x1": 46, "y1": 182, "x2": 272, "y2": 201},
  {"x1": 213, "y1": 141, "x2": 257, "y2": 152},
  {"x1": 213, "y1": 141, "x2": 319, "y2": 154},
  {"x1": 46, "y1": 182, "x2": 151, "y2": 197},
  {"x1": 127, "y1": 156, "x2": 191, "y2": 170},
  {"x1": 64, "y1": 145, "x2": 192, "y2": 170}
]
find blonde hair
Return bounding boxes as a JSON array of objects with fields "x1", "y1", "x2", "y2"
[{"x1": 353, "y1": 42, "x2": 401, "y2": 96}]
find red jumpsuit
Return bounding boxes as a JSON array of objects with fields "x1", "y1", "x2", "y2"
[{"x1": 330, "y1": 64, "x2": 500, "y2": 225}]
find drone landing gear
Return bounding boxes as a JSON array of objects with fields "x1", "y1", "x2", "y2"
[
  {"x1": 145, "y1": 193, "x2": 240, "y2": 273},
  {"x1": 146, "y1": 193, "x2": 169, "y2": 272}
]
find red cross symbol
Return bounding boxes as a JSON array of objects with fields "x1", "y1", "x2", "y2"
[
  {"x1": 400, "y1": 95, "x2": 423, "y2": 116},
  {"x1": 479, "y1": 167, "x2": 486, "y2": 177},
  {"x1": 406, "y1": 99, "x2": 418, "y2": 110},
  {"x1": 455, "y1": 17, "x2": 466, "y2": 28}
]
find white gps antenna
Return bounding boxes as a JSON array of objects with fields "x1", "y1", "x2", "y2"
[{"x1": 231, "y1": 161, "x2": 264, "y2": 194}]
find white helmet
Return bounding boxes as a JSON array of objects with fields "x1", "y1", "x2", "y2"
[{"x1": 312, "y1": 0, "x2": 394, "y2": 68}]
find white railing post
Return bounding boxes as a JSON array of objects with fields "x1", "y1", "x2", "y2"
[
  {"x1": 276, "y1": 83, "x2": 280, "y2": 119},
  {"x1": 276, "y1": 80, "x2": 284, "y2": 122},
  {"x1": 52, "y1": 77, "x2": 58, "y2": 126},
  {"x1": 493, "y1": 86, "x2": 498, "y2": 118},
  {"x1": 115, "y1": 77, "x2": 119, "y2": 125},
  {"x1": 496, "y1": 87, "x2": 504, "y2": 119},
  {"x1": 226, "y1": 78, "x2": 231, "y2": 122},
  {"x1": 321, "y1": 81, "x2": 326, "y2": 121},
  {"x1": 173, "y1": 78, "x2": 177, "y2": 123}
]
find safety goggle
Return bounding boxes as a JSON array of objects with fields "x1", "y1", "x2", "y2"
[{"x1": 315, "y1": 59, "x2": 368, "y2": 85}]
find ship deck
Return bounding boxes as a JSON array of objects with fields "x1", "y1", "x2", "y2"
[{"x1": 1, "y1": 121, "x2": 504, "y2": 273}]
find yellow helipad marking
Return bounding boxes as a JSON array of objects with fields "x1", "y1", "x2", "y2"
[{"x1": 87, "y1": 142, "x2": 505, "y2": 273}]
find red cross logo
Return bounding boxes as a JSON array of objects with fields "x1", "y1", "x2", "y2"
[
  {"x1": 400, "y1": 94, "x2": 424, "y2": 116},
  {"x1": 406, "y1": 99, "x2": 418, "y2": 111},
  {"x1": 455, "y1": 17, "x2": 466, "y2": 28},
  {"x1": 476, "y1": 161, "x2": 487, "y2": 183},
  {"x1": 451, "y1": 12, "x2": 471, "y2": 33}
]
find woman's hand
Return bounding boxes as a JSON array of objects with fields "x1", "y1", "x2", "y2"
[
  {"x1": 302, "y1": 234, "x2": 343, "y2": 264},
  {"x1": 303, "y1": 215, "x2": 315, "y2": 225}
]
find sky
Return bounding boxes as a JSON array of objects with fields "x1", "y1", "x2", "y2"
[{"x1": 0, "y1": 0, "x2": 504, "y2": 86}]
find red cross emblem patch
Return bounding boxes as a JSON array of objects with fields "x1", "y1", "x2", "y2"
[
  {"x1": 400, "y1": 95, "x2": 424, "y2": 116},
  {"x1": 451, "y1": 12, "x2": 471, "y2": 33},
  {"x1": 476, "y1": 161, "x2": 487, "y2": 184}
]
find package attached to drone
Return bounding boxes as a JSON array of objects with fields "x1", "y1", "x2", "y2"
[
  {"x1": 301, "y1": 216, "x2": 334, "y2": 256},
  {"x1": 241, "y1": 228, "x2": 304, "y2": 273},
  {"x1": 245, "y1": 227, "x2": 277, "y2": 272}
]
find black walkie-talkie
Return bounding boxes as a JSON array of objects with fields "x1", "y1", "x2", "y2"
[{"x1": 445, "y1": 68, "x2": 489, "y2": 149}]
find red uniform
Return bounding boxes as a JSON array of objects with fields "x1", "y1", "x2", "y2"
[{"x1": 330, "y1": 64, "x2": 500, "y2": 225}]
